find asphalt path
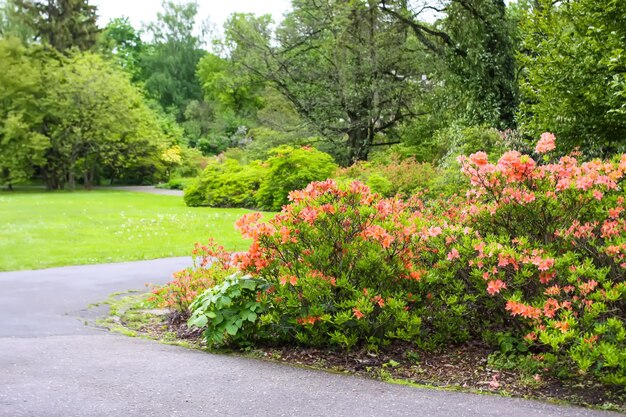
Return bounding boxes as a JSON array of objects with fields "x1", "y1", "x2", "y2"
[
  {"x1": 101, "y1": 186, "x2": 184, "y2": 196},
  {"x1": 0, "y1": 258, "x2": 622, "y2": 417}
]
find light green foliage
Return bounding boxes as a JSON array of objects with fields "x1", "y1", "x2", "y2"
[
  {"x1": 42, "y1": 52, "x2": 168, "y2": 189},
  {"x1": 0, "y1": 190, "x2": 251, "y2": 271},
  {"x1": 0, "y1": 0, "x2": 35, "y2": 42},
  {"x1": 256, "y1": 146, "x2": 338, "y2": 211},
  {"x1": 184, "y1": 157, "x2": 267, "y2": 208},
  {"x1": 0, "y1": 38, "x2": 48, "y2": 188},
  {"x1": 518, "y1": 0, "x2": 626, "y2": 155},
  {"x1": 196, "y1": 53, "x2": 264, "y2": 119},
  {"x1": 188, "y1": 273, "x2": 267, "y2": 347},
  {"x1": 335, "y1": 153, "x2": 436, "y2": 197},
  {"x1": 101, "y1": 17, "x2": 144, "y2": 81}
]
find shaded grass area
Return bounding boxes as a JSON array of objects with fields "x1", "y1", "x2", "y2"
[{"x1": 0, "y1": 189, "x2": 257, "y2": 271}]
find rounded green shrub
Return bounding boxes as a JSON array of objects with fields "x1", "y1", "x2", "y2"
[{"x1": 255, "y1": 146, "x2": 338, "y2": 211}]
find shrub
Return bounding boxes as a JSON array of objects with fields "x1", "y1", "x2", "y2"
[
  {"x1": 183, "y1": 157, "x2": 267, "y2": 208},
  {"x1": 235, "y1": 181, "x2": 430, "y2": 349},
  {"x1": 156, "y1": 177, "x2": 195, "y2": 190},
  {"x1": 255, "y1": 146, "x2": 338, "y2": 211},
  {"x1": 165, "y1": 132, "x2": 626, "y2": 388},
  {"x1": 335, "y1": 153, "x2": 437, "y2": 197},
  {"x1": 150, "y1": 239, "x2": 236, "y2": 313},
  {"x1": 447, "y1": 135, "x2": 626, "y2": 386}
]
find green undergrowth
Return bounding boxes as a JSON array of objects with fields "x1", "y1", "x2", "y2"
[{"x1": 91, "y1": 291, "x2": 200, "y2": 349}]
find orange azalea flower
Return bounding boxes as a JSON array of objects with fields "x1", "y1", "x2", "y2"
[
  {"x1": 352, "y1": 308, "x2": 364, "y2": 319},
  {"x1": 536, "y1": 132, "x2": 556, "y2": 154},
  {"x1": 486, "y1": 279, "x2": 506, "y2": 295}
]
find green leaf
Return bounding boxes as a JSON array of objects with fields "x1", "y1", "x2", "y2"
[
  {"x1": 188, "y1": 315, "x2": 208, "y2": 328},
  {"x1": 225, "y1": 323, "x2": 238, "y2": 335}
]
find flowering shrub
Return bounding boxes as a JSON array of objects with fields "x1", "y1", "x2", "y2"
[
  {"x1": 151, "y1": 239, "x2": 236, "y2": 312},
  {"x1": 453, "y1": 132, "x2": 626, "y2": 386},
  {"x1": 236, "y1": 180, "x2": 434, "y2": 349},
  {"x1": 160, "y1": 132, "x2": 626, "y2": 387}
]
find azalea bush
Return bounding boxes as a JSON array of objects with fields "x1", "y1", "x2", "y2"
[
  {"x1": 160, "y1": 132, "x2": 626, "y2": 387},
  {"x1": 450, "y1": 133, "x2": 626, "y2": 385},
  {"x1": 150, "y1": 239, "x2": 236, "y2": 312},
  {"x1": 234, "y1": 181, "x2": 432, "y2": 350}
]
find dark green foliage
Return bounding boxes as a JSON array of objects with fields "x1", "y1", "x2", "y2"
[
  {"x1": 188, "y1": 274, "x2": 268, "y2": 348},
  {"x1": 442, "y1": 0, "x2": 519, "y2": 129},
  {"x1": 225, "y1": 3, "x2": 422, "y2": 162},
  {"x1": 15, "y1": 0, "x2": 100, "y2": 52},
  {"x1": 139, "y1": 1, "x2": 205, "y2": 121},
  {"x1": 518, "y1": 0, "x2": 626, "y2": 155},
  {"x1": 101, "y1": 17, "x2": 144, "y2": 81}
]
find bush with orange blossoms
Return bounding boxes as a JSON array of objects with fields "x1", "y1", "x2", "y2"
[
  {"x1": 452, "y1": 135, "x2": 626, "y2": 387},
  {"x1": 158, "y1": 132, "x2": 626, "y2": 387},
  {"x1": 150, "y1": 239, "x2": 236, "y2": 312}
]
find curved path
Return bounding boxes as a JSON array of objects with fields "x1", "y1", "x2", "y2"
[
  {"x1": 101, "y1": 185, "x2": 184, "y2": 196},
  {"x1": 0, "y1": 259, "x2": 622, "y2": 417}
]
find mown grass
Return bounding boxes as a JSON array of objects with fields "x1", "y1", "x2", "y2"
[{"x1": 0, "y1": 189, "x2": 259, "y2": 271}]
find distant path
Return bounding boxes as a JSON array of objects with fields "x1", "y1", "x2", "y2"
[
  {"x1": 101, "y1": 185, "x2": 184, "y2": 196},
  {"x1": 0, "y1": 259, "x2": 622, "y2": 417}
]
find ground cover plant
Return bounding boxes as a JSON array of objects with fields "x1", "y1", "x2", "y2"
[
  {"x1": 0, "y1": 190, "x2": 254, "y2": 271},
  {"x1": 150, "y1": 133, "x2": 626, "y2": 401}
]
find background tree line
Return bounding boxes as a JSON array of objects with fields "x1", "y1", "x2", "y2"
[{"x1": 1, "y1": 0, "x2": 624, "y2": 190}]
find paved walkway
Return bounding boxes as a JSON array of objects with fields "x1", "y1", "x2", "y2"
[
  {"x1": 101, "y1": 185, "x2": 184, "y2": 196},
  {"x1": 0, "y1": 259, "x2": 622, "y2": 417}
]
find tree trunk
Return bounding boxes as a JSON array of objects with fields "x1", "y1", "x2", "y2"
[
  {"x1": 68, "y1": 170, "x2": 75, "y2": 190},
  {"x1": 348, "y1": 126, "x2": 371, "y2": 163}
]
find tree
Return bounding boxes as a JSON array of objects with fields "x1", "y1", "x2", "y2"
[
  {"x1": 140, "y1": 0, "x2": 205, "y2": 121},
  {"x1": 0, "y1": 0, "x2": 36, "y2": 42},
  {"x1": 379, "y1": 0, "x2": 519, "y2": 129},
  {"x1": 41, "y1": 53, "x2": 167, "y2": 189},
  {"x1": 517, "y1": 0, "x2": 626, "y2": 155},
  {"x1": 14, "y1": 0, "x2": 100, "y2": 52},
  {"x1": 101, "y1": 17, "x2": 144, "y2": 81},
  {"x1": 0, "y1": 37, "x2": 48, "y2": 189},
  {"x1": 225, "y1": 1, "x2": 423, "y2": 162}
]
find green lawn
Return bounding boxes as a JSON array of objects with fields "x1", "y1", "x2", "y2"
[{"x1": 0, "y1": 189, "x2": 259, "y2": 272}]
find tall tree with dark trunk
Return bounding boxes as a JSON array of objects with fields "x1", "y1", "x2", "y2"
[
  {"x1": 226, "y1": 0, "x2": 423, "y2": 162},
  {"x1": 379, "y1": 0, "x2": 519, "y2": 129}
]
